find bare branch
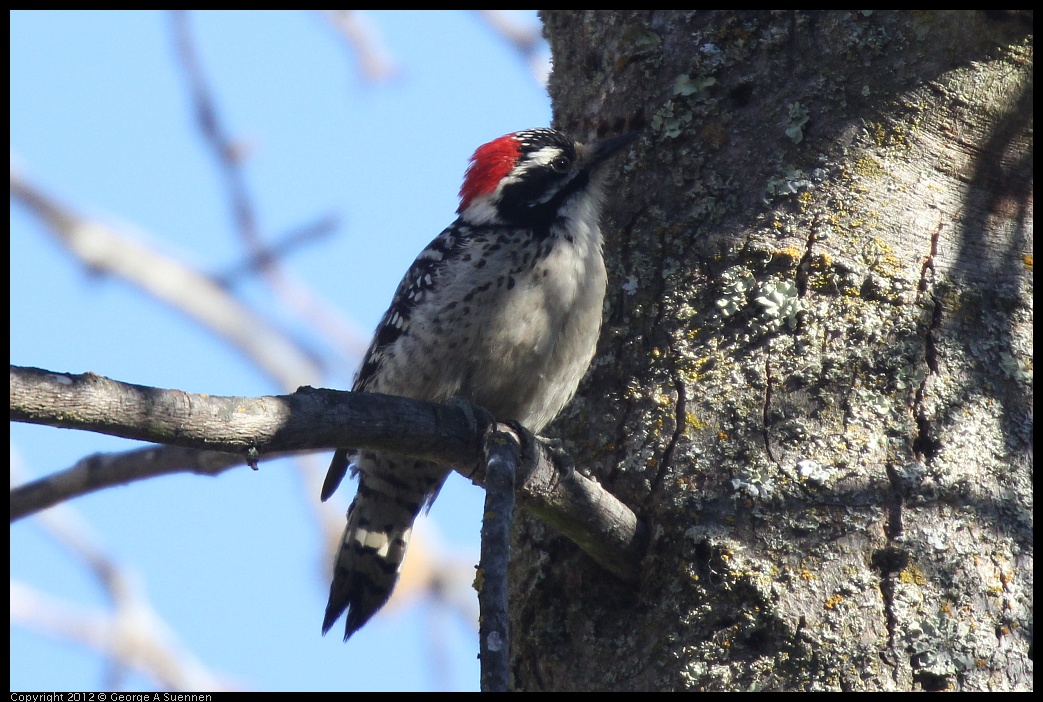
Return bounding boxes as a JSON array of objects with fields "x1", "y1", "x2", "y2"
[
  {"x1": 9, "y1": 170, "x2": 320, "y2": 389},
  {"x1": 478, "y1": 428, "x2": 518, "y2": 692},
  {"x1": 11, "y1": 364, "x2": 647, "y2": 582},
  {"x1": 170, "y1": 10, "x2": 262, "y2": 254},
  {"x1": 10, "y1": 457, "x2": 233, "y2": 690},
  {"x1": 321, "y1": 10, "x2": 400, "y2": 82},
  {"x1": 10, "y1": 446, "x2": 248, "y2": 522},
  {"x1": 169, "y1": 10, "x2": 366, "y2": 370},
  {"x1": 11, "y1": 581, "x2": 236, "y2": 691},
  {"x1": 215, "y1": 214, "x2": 340, "y2": 285},
  {"x1": 474, "y1": 10, "x2": 549, "y2": 85},
  {"x1": 9, "y1": 364, "x2": 479, "y2": 463}
]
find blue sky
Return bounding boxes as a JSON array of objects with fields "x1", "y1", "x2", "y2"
[{"x1": 10, "y1": 10, "x2": 551, "y2": 692}]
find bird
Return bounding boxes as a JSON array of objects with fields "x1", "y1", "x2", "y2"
[{"x1": 320, "y1": 127, "x2": 636, "y2": 640}]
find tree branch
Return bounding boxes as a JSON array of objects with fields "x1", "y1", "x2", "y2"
[
  {"x1": 8, "y1": 476, "x2": 234, "y2": 691},
  {"x1": 170, "y1": 10, "x2": 366, "y2": 369},
  {"x1": 9, "y1": 168, "x2": 320, "y2": 389},
  {"x1": 10, "y1": 364, "x2": 647, "y2": 583},
  {"x1": 320, "y1": 10, "x2": 400, "y2": 82},
  {"x1": 478, "y1": 427, "x2": 518, "y2": 692},
  {"x1": 9, "y1": 445, "x2": 249, "y2": 522}
]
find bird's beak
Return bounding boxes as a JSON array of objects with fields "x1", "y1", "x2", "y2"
[{"x1": 586, "y1": 131, "x2": 639, "y2": 171}]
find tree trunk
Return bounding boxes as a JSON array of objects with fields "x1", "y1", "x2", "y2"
[{"x1": 511, "y1": 10, "x2": 1032, "y2": 691}]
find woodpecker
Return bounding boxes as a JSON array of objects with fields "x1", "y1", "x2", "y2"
[{"x1": 321, "y1": 127, "x2": 636, "y2": 641}]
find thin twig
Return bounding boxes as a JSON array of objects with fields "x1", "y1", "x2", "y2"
[
  {"x1": 169, "y1": 10, "x2": 366, "y2": 367},
  {"x1": 215, "y1": 214, "x2": 340, "y2": 285},
  {"x1": 321, "y1": 10, "x2": 400, "y2": 82},
  {"x1": 474, "y1": 10, "x2": 549, "y2": 85},
  {"x1": 10, "y1": 459, "x2": 233, "y2": 690},
  {"x1": 170, "y1": 10, "x2": 262, "y2": 254},
  {"x1": 9, "y1": 170, "x2": 320, "y2": 389},
  {"x1": 10, "y1": 446, "x2": 254, "y2": 521}
]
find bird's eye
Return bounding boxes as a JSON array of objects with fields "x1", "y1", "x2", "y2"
[{"x1": 551, "y1": 156, "x2": 570, "y2": 173}]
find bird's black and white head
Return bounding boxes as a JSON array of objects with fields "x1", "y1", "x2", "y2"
[{"x1": 457, "y1": 128, "x2": 635, "y2": 229}]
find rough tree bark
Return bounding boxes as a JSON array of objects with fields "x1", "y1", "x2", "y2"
[{"x1": 512, "y1": 10, "x2": 1032, "y2": 691}]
